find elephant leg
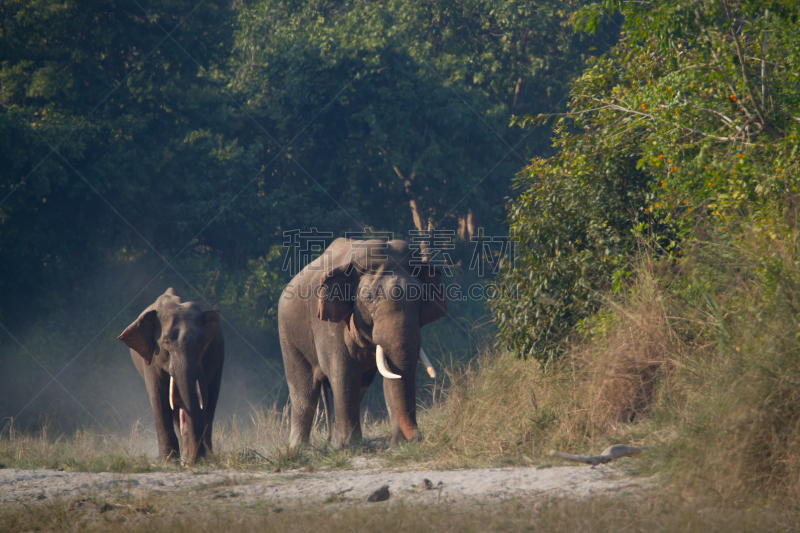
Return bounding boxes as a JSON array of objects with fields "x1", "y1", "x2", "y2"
[
  {"x1": 289, "y1": 379, "x2": 321, "y2": 448},
  {"x1": 329, "y1": 363, "x2": 363, "y2": 448},
  {"x1": 147, "y1": 373, "x2": 179, "y2": 460},
  {"x1": 285, "y1": 351, "x2": 321, "y2": 447},
  {"x1": 202, "y1": 365, "x2": 224, "y2": 453}
]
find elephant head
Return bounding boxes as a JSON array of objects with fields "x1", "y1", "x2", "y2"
[
  {"x1": 316, "y1": 239, "x2": 446, "y2": 442},
  {"x1": 119, "y1": 289, "x2": 220, "y2": 461}
]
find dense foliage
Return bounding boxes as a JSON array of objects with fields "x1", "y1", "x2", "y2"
[
  {"x1": 0, "y1": 0, "x2": 239, "y2": 314},
  {"x1": 231, "y1": 0, "x2": 614, "y2": 233},
  {"x1": 0, "y1": 0, "x2": 615, "y2": 426},
  {"x1": 493, "y1": 0, "x2": 800, "y2": 360},
  {"x1": 0, "y1": 0, "x2": 615, "y2": 326}
]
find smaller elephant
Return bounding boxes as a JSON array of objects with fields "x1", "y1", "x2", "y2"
[{"x1": 118, "y1": 288, "x2": 224, "y2": 462}]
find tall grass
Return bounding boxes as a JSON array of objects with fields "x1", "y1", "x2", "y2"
[
  {"x1": 424, "y1": 221, "x2": 800, "y2": 500},
  {"x1": 420, "y1": 272, "x2": 674, "y2": 465}
]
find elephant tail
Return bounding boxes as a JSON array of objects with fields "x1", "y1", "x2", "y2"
[{"x1": 321, "y1": 379, "x2": 333, "y2": 442}]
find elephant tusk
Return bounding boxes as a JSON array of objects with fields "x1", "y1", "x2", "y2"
[
  {"x1": 376, "y1": 345, "x2": 401, "y2": 380},
  {"x1": 169, "y1": 376, "x2": 175, "y2": 411},
  {"x1": 196, "y1": 380, "x2": 204, "y2": 410},
  {"x1": 419, "y1": 348, "x2": 437, "y2": 379}
]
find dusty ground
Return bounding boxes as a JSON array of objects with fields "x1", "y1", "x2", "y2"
[{"x1": 0, "y1": 460, "x2": 649, "y2": 511}]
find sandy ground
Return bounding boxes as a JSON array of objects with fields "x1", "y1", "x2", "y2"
[{"x1": 0, "y1": 461, "x2": 649, "y2": 510}]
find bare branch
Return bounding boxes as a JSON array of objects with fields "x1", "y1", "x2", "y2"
[
  {"x1": 575, "y1": 95, "x2": 760, "y2": 144},
  {"x1": 694, "y1": 107, "x2": 735, "y2": 125},
  {"x1": 695, "y1": 9, "x2": 753, "y2": 120},
  {"x1": 762, "y1": 9, "x2": 769, "y2": 109},
  {"x1": 730, "y1": 25, "x2": 771, "y2": 129}
]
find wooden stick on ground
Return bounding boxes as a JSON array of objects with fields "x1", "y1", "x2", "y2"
[{"x1": 549, "y1": 444, "x2": 653, "y2": 466}]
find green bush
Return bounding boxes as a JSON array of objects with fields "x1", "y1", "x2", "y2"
[{"x1": 493, "y1": 0, "x2": 800, "y2": 361}]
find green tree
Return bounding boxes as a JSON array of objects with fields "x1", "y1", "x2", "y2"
[
  {"x1": 493, "y1": 0, "x2": 800, "y2": 361},
  {"x1": 0, "y1": 0, "x2": 245, "y2": 323},
  {"x1": 231, "y1": 0, "x2": 615, "y2": 238}
]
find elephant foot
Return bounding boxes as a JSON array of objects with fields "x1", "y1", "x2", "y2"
[
  {"x1": 334, "y1": 428, "x2": 363, "y2": 449},
  {"x1": 391, "y1": 429, "x2": 422, "y2": 445},
  {"x1": 331, "y1": 438, "x2": 353, "y2": 450},
  {"x1": 289, "y1": 431, "x2": 308, "y2": 449},
  {"x1": 160, "y1": 450, "x2": 181, "y2": 462}
]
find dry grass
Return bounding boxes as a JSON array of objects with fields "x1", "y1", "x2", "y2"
[
  {"x1": 422, "y1": 272, "x2": 675, "y2": 466},
  {"x1": 0, "y1": 405, "x2": 396, "y2": 473},
  {"x1": 422, "y1": 222, "x2": 800, "y2": 502},
  {"x1": 576, "y1": 273, "x2": 677, "y2": 428}
]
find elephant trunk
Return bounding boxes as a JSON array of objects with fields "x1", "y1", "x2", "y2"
[
  {"x1": 383, "y1": 366, "x2": 420, "y2": 441},
  {"x1": 171, "y1": 361, "x2": 208, "y2": 463},
  {"x1": 169, "y1": 375, "x2": 207, "y2": 420},
  {"x1": 373, "y1": 322, "x2": 422, "y2": 442}
]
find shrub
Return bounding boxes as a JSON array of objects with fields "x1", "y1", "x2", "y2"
[{"x1": 493, "y1": 0, "x2": 800, "y2": 361}]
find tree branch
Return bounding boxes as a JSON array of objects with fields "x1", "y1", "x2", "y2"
[
  {"x1": 695, "y1": 9, "x2": 753, "y2": 120},
  {"x1": 393, "y1": 165, "x2": 428, "y2": 237},
  {"x1": 574, "y1": 95, "x2": 767, "y2": 145}
]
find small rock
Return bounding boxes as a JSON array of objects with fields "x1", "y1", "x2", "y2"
[
  {"x1": 67, "y1": 498, "x2": 90, "y2": 512},
  {"x1": 299, "y1": 466, "x2": 314, "y2": 473},
  {"x1": 415, "y1": 479, "x2": 435, "y2": 492},
  {"x1": 36, "y1": 492, "x2": 46, "y2": 500},
  {"x1": 367, "y1": 485, "x2": 390, "y2": 503},
  {"x1": 56, "y1": 467, "x2": 64, "y2": 472},
  {"x1": 272, "y1": 467, "x2": 282, "y2": 473}
]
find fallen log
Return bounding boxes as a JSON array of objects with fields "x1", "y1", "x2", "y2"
[{"x1": 549, "y1": 444, "x2": 652, "y2": 466}]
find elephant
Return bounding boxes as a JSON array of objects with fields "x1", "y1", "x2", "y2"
[
  {"x1": 118, "y1": 288, "x2": 224, "y2": 462},
  {"x1": 278, "y1": 238, "x2": 446, "y2": 448}
]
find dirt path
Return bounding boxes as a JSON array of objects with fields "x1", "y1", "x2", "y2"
[{"x1": 0, "y1": 463, "x2": 649, "y2": 509}]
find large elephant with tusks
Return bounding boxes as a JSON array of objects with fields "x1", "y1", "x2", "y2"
[{"x1": 278, "y1": 238, "x2": 446, "y2": 447}]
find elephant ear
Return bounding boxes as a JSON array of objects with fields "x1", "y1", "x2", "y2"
[
  {"x1": 199, "y1": 310, "x2": 220, "y2": 361},
  {"x1": 418, "y1": 265, "x2": 447, "y2": 327},
  {"x1": 317, "y1": 262, "x2": 355, "y2": 323},
  {"x1": 118, "y1": 309, "x2": 158, "y2": 364}
]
